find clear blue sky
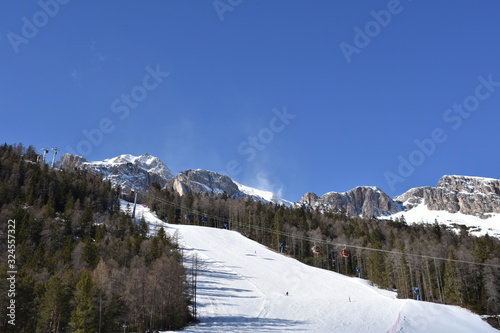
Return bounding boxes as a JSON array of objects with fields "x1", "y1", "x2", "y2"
[{"x1": 1, "y1": 0, "x2": 500, "y2": 201}]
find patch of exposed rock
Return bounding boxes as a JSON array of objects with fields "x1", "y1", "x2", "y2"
[{"x1": 300, "y1": 186, "x2": 401, "y2": 218}]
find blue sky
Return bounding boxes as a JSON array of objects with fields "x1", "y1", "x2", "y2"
[{"x1": 1, "y1": 0, "x2": 500, "y2": 201}]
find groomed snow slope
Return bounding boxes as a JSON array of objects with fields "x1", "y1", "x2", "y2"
[{"x1": 127, "y1": 202, "x2": 497, "y2": 333}]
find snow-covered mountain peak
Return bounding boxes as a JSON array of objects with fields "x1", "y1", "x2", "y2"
[
  {"x1": 235, "y1": 182, "x2": 293, "y2": 206},
  {"x1": 336, "y1": 185, "x2": 384, "y2": 195},
  {"x1": 389, "y1": 175, "x2": 500, "y2": 237},
  {"x1": 395, "y1": 175, "x2": 500, "y2": 215},
  {"x1": 93, "y1": 153, "x2": 173, "y2": 178},
  {"x1": 101, "y1": 154, "x2": 135, "y2": 164},
  {"x1": 60, "y1": 153, "x2": 174, "y2": 193},
  {"x1": 102, "y1": 153, "x2": 168, "y2": 169}
]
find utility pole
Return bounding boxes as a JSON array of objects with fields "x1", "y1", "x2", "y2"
[{"x1": 51, "y1": 147, "x2": 59, "y2": 168}]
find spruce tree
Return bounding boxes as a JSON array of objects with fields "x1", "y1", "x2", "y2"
[
  {"x1": 443, "y1": 249, "x2": 462, "y2": 305},
  {"x1": 69, "y1": 271, "x2": 98, "y2": 333},
  {"x1": 37, "y1": 274, "x2": 71, "y2": 333}
]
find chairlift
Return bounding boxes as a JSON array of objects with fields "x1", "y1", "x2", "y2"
[
  {"x1": 312, "y1": 245, "x2": 321, "y2": 254},
  {"x1": 340, "y1": 246, "x2": 350, "y2": 258}
]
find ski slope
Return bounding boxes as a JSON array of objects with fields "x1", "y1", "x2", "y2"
[{"x1": 127, "y1": 202, "x2": 497, "y2": 333}]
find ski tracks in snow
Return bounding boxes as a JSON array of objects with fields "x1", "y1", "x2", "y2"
[{"x1": 171, "y1": 232, "x2": 269, "y2": 331}]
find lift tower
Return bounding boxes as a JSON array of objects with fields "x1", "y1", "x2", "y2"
[
  {"x1": 51, "y1": 147, "x2": 60, "y2": 168},
  {"x1": 40, "y1": 148, "x2": 49, "y2": 164}
]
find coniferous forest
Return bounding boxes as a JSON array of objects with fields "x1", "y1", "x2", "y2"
[
  {"x1": 0, "y1": 144, "x2": 191, "y2": 332},
  {"x1": 0, "y1": 143, "x2": 499, "y2": 331}
]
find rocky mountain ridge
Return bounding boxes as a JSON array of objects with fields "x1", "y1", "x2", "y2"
[
  {"x1": 395, "y1": 175, "x2": 500, "y2": 218},
  {"x1": 299, "y1": 186, "x2": 401, "y2": 219},
  {"x1": 164, "y1": 169, "x2": 293, "y2": 205},
  {"x1": 60, "y1": 153, "x2": 287, "y2": 205},
  {"x1": 60, "y1": 153, "x2": 500, "y2": 222},
  {"x1": 301, "y1": 175, "x2": 500, "y2": 220},
  {"x1": 165, "y1": 169, "x2": 242, "y2": 198},
  {"x1": 60, "y1": 153, "x2": 174, "y2": 193}
]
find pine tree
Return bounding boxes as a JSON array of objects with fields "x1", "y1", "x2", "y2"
[
  {"x1": 443, "y1": 249, "x2": 462, "y2": 305},
  {"x1": 140, "y1": 216, "x2": 148, "y2": 239},
  {"x1": 157, "y1": 227, "x2": 167, "y2": 243},
  {"x1": 82, "y1": 237, "x2": 99, "y2": 269},
  {"x1": 37, "y1": 274, "x2": 71, "y2": 333},
  {"x1": 79, "y1": 203, "x2": 93, "y2": 238},
  {"x1": 69, "y1": 271, "x2": 98, "y2": 333}
]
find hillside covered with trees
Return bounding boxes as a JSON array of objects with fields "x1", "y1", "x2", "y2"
[{"x1": 0, "y1": 144, "x2": 192, "y2": 332}]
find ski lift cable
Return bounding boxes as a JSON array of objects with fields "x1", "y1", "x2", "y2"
[{"x1": 145, "y1": 194, "x2": 500, "y2": 269}]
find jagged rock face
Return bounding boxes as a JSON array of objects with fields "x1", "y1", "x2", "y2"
[
  {"x1": 300, "y1": 192, "x2": 319, "y2": 206},
  {"x1": 60, "y1": 153, "x2": 174, "y2": 193},
  {"x1": 59, "y1": 153, "x2": 88, "y2": 170},
  {"x1": 300, "y1": 186, "x2": 401, "y2": 218},
  {"x1": 393, "y1": 187, "x2": 429, "y2": 210},
  {"x1": 395, "y1": 175, "x2": 500, "y2": 218},
  {"x1": 165, "y1": 169, "x2": 242, "y2": 198}
]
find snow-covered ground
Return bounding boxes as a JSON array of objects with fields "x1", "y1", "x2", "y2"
[
  {"x1": 126, "y1": 201, "x2": 497, "y2": 333},
  {"x1": 383, "y1": 203, "x2": 500, "y2": 238},
  {"x1": 235, "y1": 182, "x2": 293, "y2": 207}
]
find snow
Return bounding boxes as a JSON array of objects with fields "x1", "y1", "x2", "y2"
[
  {"x1": 90, "y1": 153, "x2": 173, "y2": 178},
  {"x1": 124, "y1": 201, "x2": 497, "y2": 333},
  {"x1": 383, "y1": 202, "x2": 500, "y2": 238},
  {"x1": 102, "y1": 153, "x2": 156, "y2": 166},
  {"x1": 319, "y1": 186, "x2": 385, "y2": 197},
  {"x1": 235, "y1": 182, "x2": 293, "y2": 207},
  {"x1": 440, "y1": 175, "x2": 499, "y2": 183}
]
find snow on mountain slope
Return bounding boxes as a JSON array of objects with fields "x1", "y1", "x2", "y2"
[
  {"x1": 97, "y1": 153, "x2": 174, "y2": 180},
  {"x1": 81, "y1": 153, "x2": 174, "y2": 192},
  {"x1": 101, "y1": 153, "x2": 173, "y2": 176},
  {"x1": 383, "y1": 202, "x2": 500, "y2": 238},
  {"x1": 125, "y1": 201, "x2": 497, "y2": 333},
  {"x1": 235, "y1": 182, "x2": 293, "y2": 207}
]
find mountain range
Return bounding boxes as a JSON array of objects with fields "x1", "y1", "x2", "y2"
[{"x1": 60, "y1": 153, "x2": 500, "y2": 237}]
